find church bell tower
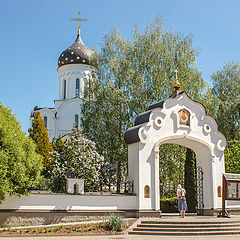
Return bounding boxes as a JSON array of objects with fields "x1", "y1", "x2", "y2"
[{"x1": 30, "y1": 12, "x2": 93, "y2": 141}]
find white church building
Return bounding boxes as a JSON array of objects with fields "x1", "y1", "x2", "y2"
[{"x1": 30, "y1": 25, "x2": 93, "y2": 141}]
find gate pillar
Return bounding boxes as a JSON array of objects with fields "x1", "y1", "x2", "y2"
[{"x1": 154, "y1": 149, "x2": 160, "y2": 210}]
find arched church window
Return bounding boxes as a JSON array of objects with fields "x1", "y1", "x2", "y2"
[
  {"x1": 44, "y1": 116, "x2": 47, "y2": 128},
  {"x1": 63, "y1": 80, "x2": 66, "y2": 99},
  {"x1": 75, "y1": 114, "x2": 79, "y2": 128},
  {"x1": 76, "y1": 79, "x2": 80, "y2": 98}
]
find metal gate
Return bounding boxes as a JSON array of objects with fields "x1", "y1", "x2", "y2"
[{"x1": 196, "y1": 166, "x2": 204, "y2": 215}]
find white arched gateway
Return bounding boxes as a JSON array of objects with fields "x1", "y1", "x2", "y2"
[{"x1": 124, "y1": 91, "x2": 226, "y2": 215}]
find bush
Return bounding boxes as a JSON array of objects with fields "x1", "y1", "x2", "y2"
[
  {"x1": 160, "y1": 197, "x2": 178, "y2": 212},
  {"x1": 0, "y1": 102, "x2": 43, "y2": 202},
  {"x1": 48, "y1": 130, "x2": 115, "y2": 192},
  {"x1": 107, "y1": 214, "x2": 125, "y2": 232}
]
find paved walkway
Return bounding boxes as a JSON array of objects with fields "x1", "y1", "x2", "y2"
[
  {"x1": 2, "y1": 215, "x2": 240, "y2": 240},
  {"x1": 2, "y1": 234, "x2": 240, "y2": 240}
]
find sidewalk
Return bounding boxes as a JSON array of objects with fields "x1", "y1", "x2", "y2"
[{"x1": 1, "y1": 234, "x2": 240, "y2": 240}]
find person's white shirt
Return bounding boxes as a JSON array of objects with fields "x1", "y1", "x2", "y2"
[{"x1": 177, "y1": 185, "x2": 186, "y2": 198}]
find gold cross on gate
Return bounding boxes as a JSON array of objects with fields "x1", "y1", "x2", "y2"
[
  {"x1": 71, "y1": 12, "x2": 88, "y2": 31},
  {"x1": 174, "y1": 69, "x2": 180, "y2": 90},
  {"x1": 174, "y1": 69, "x2": 179, "y2": 80}
]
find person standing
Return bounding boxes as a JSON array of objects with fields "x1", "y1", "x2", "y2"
[{"x1": 177, "y1": 184, "x2": 187, "y2": 218}]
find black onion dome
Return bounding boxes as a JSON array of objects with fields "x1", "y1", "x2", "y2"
[{"x1": 58, "y1": 30, "x2": 93, "y2": 68}]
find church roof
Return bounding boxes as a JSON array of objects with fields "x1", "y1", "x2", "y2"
[
  {"x1": 58, "y1": 30, "x2": 93, "y2": 69},
  {"x1": 30, "y1": 106, "x2": 55, "y2": 118}
]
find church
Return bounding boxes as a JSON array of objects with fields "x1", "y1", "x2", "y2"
[
  {"x1": 30, "y1": 13, "x2": 93, "y2": 141},
  {"x1": 2, "y1": 13, "x2": 238, "y2": 227}
]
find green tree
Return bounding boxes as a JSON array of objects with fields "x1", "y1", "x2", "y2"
[
  {"x1": 82, "y1": 16, "x2": 207, "y2": 184},
  {"x1": 82, "y1": 31, "x2": 132, "y2": 185},
  {"x1": 211, "y1": 62, "x2": 240, "y2": 174},
  {"x1": 0, "y1": 102, "x2": 43, "y2": 202},
  {"x1": 211, "y1": 62, "x2": 240, "y2": 141},
  {"x1": 225, "y1": 138, "x2": 240, "y2": 173},
  {"x1": 184, "y1": 148, "x2": 197, "y2": 212},
  {"x1": 29, "y1": 111, "x2": 52, "y2": 167},
  {"x1": 159, "y1": 144, "x2": 186, "y2": 189},
  {"x1": 52, "y1": 136, "x2": 65, "y2": 153}
]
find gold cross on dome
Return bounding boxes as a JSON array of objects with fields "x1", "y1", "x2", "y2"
[
  {"x1": 174, "y1": 69, "x2": 179, "y2": 80},
  {"x1": 71, "y1": 12, "x2": 88, "y2": 31}
]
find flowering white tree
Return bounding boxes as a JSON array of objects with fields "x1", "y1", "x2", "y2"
[{"x1": 48, "y1": 130, "x2": 114, "y2": 192}]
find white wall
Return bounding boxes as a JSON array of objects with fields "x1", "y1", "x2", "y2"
[
  {"x1": 38, "y1": 108, "x2": 55, "y2": 140},
  {"x1": 227, "y1": 201, "x2": 240, "y2": 209},
  {"x1": 55, "y1": 98, "x2": 83, "y2": 137},
  {"x1": 58, "y1": 64, "x2": 92, "y2": 100},
  {"x1": 0, "y1": 194, "x2": 137, "y2": 211}
]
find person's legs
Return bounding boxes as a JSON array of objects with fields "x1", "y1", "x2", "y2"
[
  {"x1": 183, "y1": 210, "x2": 185, "y2": 217},
  {"x1": 179, "y1": 198, "x2": 184, "y2": 217},
  {"x1": 180, "y1": 210, "x2": 184, "y2": 217},
  {"x1": 183, "y1": 200, "x2": 187, "y2": 217},
  {"x1": 178, "y1": 199, "x2": 181, "y2": 216}
]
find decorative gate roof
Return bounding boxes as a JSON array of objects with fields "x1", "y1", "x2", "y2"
[{"x1": 124, "y1": 91, "x2": 226, "y2": 155}]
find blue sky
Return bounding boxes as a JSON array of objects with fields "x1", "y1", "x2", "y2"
[{"x1": 0, "y1": 0, "x2": 239, "y2": 133}]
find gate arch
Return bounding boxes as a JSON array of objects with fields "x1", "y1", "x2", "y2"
[{"x1": 124, "y1": 92, "x2": 226, "y2": 215}]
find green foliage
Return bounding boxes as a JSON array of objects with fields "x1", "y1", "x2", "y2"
[
  {"x1": 52, "y1": 225, "x2": 63, "y2": 232},
  {"x1": 71, "y1": 227, "x2": 81, "y2": 232},
  {"x1": 211, "y1": 62, "x2": 240, "y2": 141},
  {"x1": 107, "y1": 214, "x2": 125, "y2": 232},
  {"x1": 184, "y1": 148, "x2": 197, "y2": 212},
  {"x1": 47, "y1": 130, "x2": 114, "y2": 191},
  {"x1": 82, "y1": 16, "x2": 206, "y2": 183},
  {"x1": 211, "y1": 62, "x2": 240, "y2": 174},
  {"x1": 29, "y1": 111, "x2": 52, "y2": 167},
  {"x1": 0, "y1": 102, "x2": 43, "y2": 202},
  {"x1": 225, "y1": 138, "x2": 240, "y2": 173},
  {"x1": 159, "y1": 144, "x2": 186, "y2": 187},
  {"x1": 160, "y1": 197, "x2": 178, "y2": 213}
]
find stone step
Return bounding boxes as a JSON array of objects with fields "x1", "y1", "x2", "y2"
[
  {"x1": 133, "y1": 226, "x2": 240, "y2": 232},
  {"x1": 141, "y1": 220, "x2": 240, "y2": 224},
  {"x1": 137, "y1": 223, "x2": 240, "y2": 228},
  {"x1": 128, "y1": 230, "x2": 240, "y2": 236},
  {"x1": 129, "y1": 218, "x2": 240, "y2": 236}
]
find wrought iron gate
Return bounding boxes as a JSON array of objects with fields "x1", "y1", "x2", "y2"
[{"x1": 196, "y1": 166, "x2": 204, "y2": 215}]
